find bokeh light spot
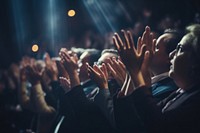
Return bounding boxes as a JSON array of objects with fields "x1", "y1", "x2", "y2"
[
  {"x1": 68, "y1": 9, "x2": 76, "y2": 17},
  {"x1": 32, "y1": 44, "x2": 39, "y2": 52}
]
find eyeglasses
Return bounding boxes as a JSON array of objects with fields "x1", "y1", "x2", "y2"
[{"x1": 175, "y1": 43, "x2": 184, "y2": 56}]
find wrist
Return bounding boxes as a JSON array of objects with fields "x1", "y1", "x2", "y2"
[
  {"x1": 99, "y1": 83, "x2": 108, "y2": 90},
  {"x1": 68, "y1": 70, "x2": 78, "y2": 76},
  {"x1": 52, "y1": 75, "x2": 58, "y2": 81},
  {"x1": 69, "y1": 73, "x2": 80, "y2": 88},
  {"x1": 31, "y1": 80, "x2": 41, "y2": 86},
  {"x1": 129, "y1": 71, "x2": 145, "y2": 89}
]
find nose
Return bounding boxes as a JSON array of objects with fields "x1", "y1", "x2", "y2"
[
  {"x1": 169, "y1": 49, "x2": 176, "y2": 60},
  {"x1": 78, "y1": 60, "x2": 82, "y2": 68}
]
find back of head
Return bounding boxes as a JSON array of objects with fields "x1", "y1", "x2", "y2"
[
  {"x1": 84, "y1": 49, "x2": 101, "y2": 66},
  {"x1": 185, "y1": 24, "x2": 200, "y2": 62},
  {"x1": 179, "y1": 24, "x2": 200, "y2": 81},
  {"x1": 71, "y1": 47, "x2": 86, "y2": 59},
  {"x1": 101, "y1": 49, "x2": 118, "y2": 57},
  {"x1": 78, "y1": 49, "x2": 101, "y2": 82},
  {"x1": 97, "y1": 49, "x2": 118, "y2": 65}
]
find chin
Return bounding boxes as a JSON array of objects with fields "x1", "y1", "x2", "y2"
[{"x1": 169, "y1": 70, "x2": 174, "y2": 79}]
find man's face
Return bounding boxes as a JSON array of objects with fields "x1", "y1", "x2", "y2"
[{"x1": 151, "y1": 33, "x2": 173, "y2": 73}]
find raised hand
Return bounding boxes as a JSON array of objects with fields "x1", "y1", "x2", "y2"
[
  {"x1": 25, "y1": 65, "x2": 43, "y2": 86},
  {"x1": 137, "y1": 26, "x2": 157, "y2": 87},
  {"x1": 44, "y1": 53, "x2": 58, "y2": 81},
  {"x1": 117, "y1": 74, "x2": 133, "y2": 98},
  {"x1": 59, "y1": 77, "x2": 71, "y2": 93},
  {"x1": 55, "y1": 61, "x2": 69, "y2": 79},
  {"x1": 138, "y1": 26, "x2": 154, "y2": 54},
  {"x1": 59, "y1": 48, "x2": 80, "y2": 88},
  {"x1": 59, "y1": 48, "x2": 79, "y2": 74},
  {"x1": 113, "y1": 30, "x2": 148, "y2": 88},
  {"x1": 106, "y1": 57, "x2": 127, "y2": 87},
  {"x1": 87, "y1": 63, "x2": 109, "y2": 89}
]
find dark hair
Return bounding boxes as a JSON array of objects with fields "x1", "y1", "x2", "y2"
[
  {"x1": 185, "y1": 24, "x2": 200, "y2": 61},
  {"x1": 71, "y1": 47, "x2": 86, "y2": 58},
  {"x1": 101, "y1": 49, "x2": 118, "y2": 56},
  {"x1": 84, "y1": 49, "x2": 101, "y2": 66},
  {"x1": 163, "y1": 29, "x2": 183, "y2": 54}
]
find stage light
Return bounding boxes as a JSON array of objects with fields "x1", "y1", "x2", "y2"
[
  {"x1": 68, "y1": 9, "x2": 76, "y2": 17},
  {"x1": 32, "y1": 44, "x2": 39, "y2": 52},
  {"x1": 82, "y1": 0, "x2": 131, "y2": 34}
]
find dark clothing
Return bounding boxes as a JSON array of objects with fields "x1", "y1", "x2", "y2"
[
  {"x1": 151, "y1": 77, "x2": 178, "y2": 102},
  {"x1": 131, "y1": 85, "x2": 200, "y2": 133},
  {"x1": 51, "y1": 79, "x2": 119, "y2": 133},
  {"x1": 114, "y1": 77, "x2": 178, "y2": 133},
  {"x1": 56, "y1": 85, "x2": 114, "y2": 133}
]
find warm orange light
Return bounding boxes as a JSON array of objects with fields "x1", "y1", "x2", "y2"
[
  {"x1": 32, "y1": 44, "x2": 39, "y2": 52},
  {"x1": 68, "y1": 9, "x2": 76, "y2": 17}
]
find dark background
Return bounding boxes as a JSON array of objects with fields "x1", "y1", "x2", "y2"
[{"x1": 0, "y1": 0, "x2": 199, "y2": 69}]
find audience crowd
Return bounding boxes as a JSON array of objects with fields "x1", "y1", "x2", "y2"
[{"x1": 0, "y1": 9, "x2": 200, "y2": 133}]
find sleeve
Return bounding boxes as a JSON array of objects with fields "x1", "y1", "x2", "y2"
[
  {"x1": 113, "y1": 91, "x2": 146, "y2": 133},
  {"x1": 18, "y1": 81, "x2": 33, "y2": 110},
  {"x1": 132, "y1": 86, "x2": 200, "y2": 133},
  {"x1": 59, "y1": 85, "x2": 114, "y2": 133},
  {"x1": 94, "y1": 89, "x2": 116, "y2": 129},
  {"x1": 31, "y1": 83, "x2": 56, "y2": 115}
]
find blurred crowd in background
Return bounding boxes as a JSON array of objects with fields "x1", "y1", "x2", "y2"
[{"x1": 0, "y1": 0, "x2": 200, "y2": 133}]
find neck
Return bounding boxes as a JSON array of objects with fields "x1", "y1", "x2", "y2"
[
  {"x1": 176, "y1": 79, "x2": 199, "y2": 91},
  {"x1": 152, "y1": 70, "x2": 169, "y2": 76}
]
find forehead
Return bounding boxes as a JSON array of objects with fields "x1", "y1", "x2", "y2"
[
  {"x1": 98, "y1": 53, "x2": 117, "y2": 62},
  {"x1": 156, "y1": 33, "x2": 174, "y2": 45}
]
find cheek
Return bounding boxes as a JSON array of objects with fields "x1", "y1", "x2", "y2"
[{"x1": 173, "y1": 56, "x2": 191, "y2": 77}]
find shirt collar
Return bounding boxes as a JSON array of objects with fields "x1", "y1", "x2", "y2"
[{"x1": 151, "y1": 72, "x2": 169, "y2": 84}]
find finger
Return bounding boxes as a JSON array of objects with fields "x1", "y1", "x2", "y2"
[
  {"x1": 143, "y1": 51, "x2": 151, "y2": 66},
  {"x1": 120, "y1": 73, "x2": 129, "y2": 95},
  {"x1": 106, "y1": 63, "x2": 117, "y2": 77},
  {"x1": 86, "y1": 63, "x2": 92, "y2": 75},
  {"x1": 101, "y1": 63, "x2": 108, "y2": 79},
  {"x1": 114, "y1": 33, "x2": 124, "y2": 50},
  {"x1": 139, "y1": 44, "x2": 147, "y2": 61},
  {"x1": 117, "y1": 91, "x2": 125, "y2": 98},
  {"x1": 137, "y1": 37, "x2": 142, "y2": 53},
  {"x1": 113, "y1": 37, "x2": 120, "y2": 51},
  {"x1": 89, "y1": 65, "x2": 100, "y2": 77},
  {"x1": 112, "y1": 57, "x2": 121, "y2": 73},
  {"x1": 152, "y1": 39, "x2": 157, "y2": 53},
  {"x1": 93, "y1": 65, "x2": 104, "y2": 76},
  {"x1": 127, "y1": 31, "x2": 136, "y2": 51},
  {"x1": 44, "y1": 52, "x2": 51, "y2": 63},
  {"x1": 121, "y1": 30, "x2": 130, "y2": 49},
  {"x1": 146, "y1": 26, "x2": 151, "y2": 44},
  {"x1": 107, "y1": 58, "x2": 114, "y2": 65},
  {"x1": 118, "y1": 59, "x2": 126, "y2": 70},
  {"x1": 141, "y1": 26, "x2": 150, "y2": 46},
  {"x1": 62, "y1": 53, "x2": 71, "y2": 63},
  {"x1": 87, "y1": 66, "x2": 93, "y2": 78}
]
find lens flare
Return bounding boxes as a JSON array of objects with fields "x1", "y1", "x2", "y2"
[
  {"x1": 32, "y1": 44, "x2": 39, "y2": 52},
  {"x1": 68, "y1": 9, "x2": 76, "y2": 17}
]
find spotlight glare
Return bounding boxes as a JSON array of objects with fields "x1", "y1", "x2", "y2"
[
  {"x1": 68, "y1": 9, "x2": 76, "y2": 17},
  {"x1": 32, "y1": 44, "x2": 39, "y2": 52}
]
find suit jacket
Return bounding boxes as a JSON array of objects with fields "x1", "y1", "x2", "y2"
[
  {"x1": 131, "y1": 85, "x2": 200, "y2": 133},
  {"x1": 151, "y1": 77, "x2": 178, "y2": 102},
  {"x1": 113, "y1": 77, "x2": 178, "y2": 133},
  {"x1": 55, "y1": 85, "x2": 114, "y2": 133}
]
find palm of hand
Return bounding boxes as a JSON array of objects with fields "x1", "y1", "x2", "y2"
[{"x1": 87, "y1": 64, "x2": 108, "y2": 89}]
